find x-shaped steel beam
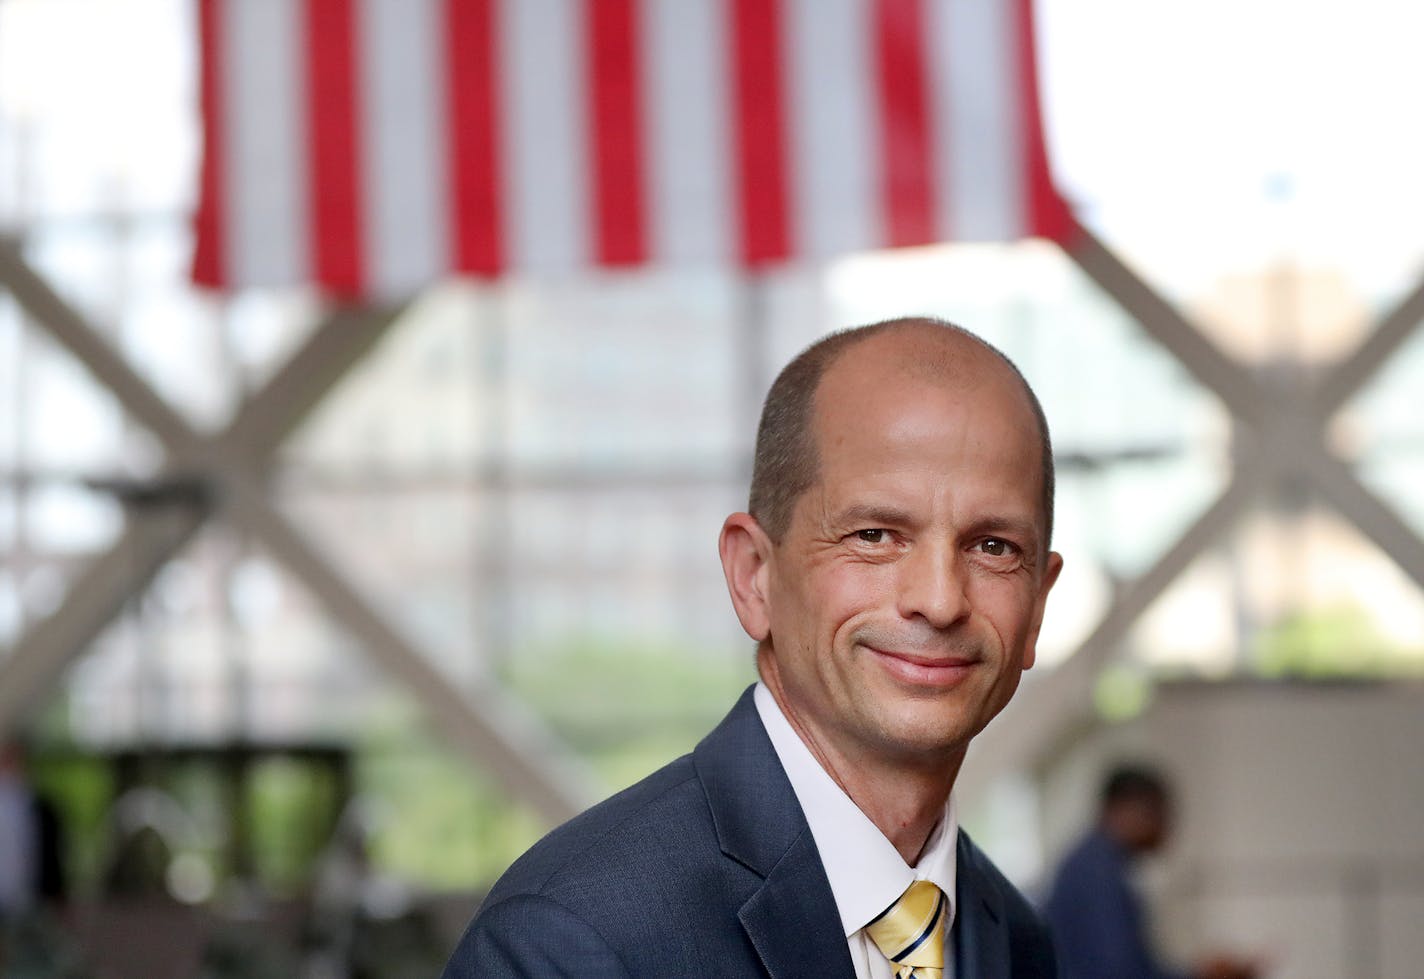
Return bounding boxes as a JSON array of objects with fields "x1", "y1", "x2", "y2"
[
  {"x1": 6, "y1": 219, "x2": 1421, "y2": 816},
  {"x1": 966, "y1": 219, "x2": 1424, "y2": 791},
  {"x1": 0, "y1": 238, "x2": 596, "y2": 824}
]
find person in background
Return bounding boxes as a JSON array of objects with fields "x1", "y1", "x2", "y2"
[
  {"x1": 1043, "y1": 765, "x2": 1260, "y2": 979},
  {"x1": 0, "y1": 741, "x2": 40, "y2": 916},
  {"x1": 0, "y1": 739, "x2": 40, "y2": 972}
]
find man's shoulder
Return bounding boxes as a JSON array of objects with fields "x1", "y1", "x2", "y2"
[
  {"x1": 481, "y1": 751, "x2": 714, "y2": 909},
  {"x1": 444, "y1": 752, "x2": 744, "y2": 978}
]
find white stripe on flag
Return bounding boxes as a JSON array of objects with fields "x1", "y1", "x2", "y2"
[
  {"x1": 223, "y1": 0, "x2": 309, "y2": 289},
  {"x1": 785, "y1": 0, "x2": 877, "y2": 258},
  {"x1": 503, "y1": 0, "x2": 590, "y2": 275},
  {"x1": 642, "y1": 0, "x2": 734, "y2": 266},
  {"x1": 929, "y1": 0, "x2": 1025, "y2": 241},
  {"x1": 359, "y1": 0, "x2": 452, "y2": 297}
]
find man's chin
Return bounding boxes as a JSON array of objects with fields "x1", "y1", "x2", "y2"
[{"x1": 866, "y1": 707, "x2": 980, "y2": 764}]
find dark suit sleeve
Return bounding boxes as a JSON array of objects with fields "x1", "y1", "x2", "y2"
[{"x1": 441, "y1": 893, "x2": 633, "y2": 979}]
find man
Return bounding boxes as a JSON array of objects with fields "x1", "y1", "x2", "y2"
[
  {"x1": 1043, "y1": 766, "x2": 1259, "y2": 979},
  {"x1": 444, "y1": 318, "x2": 1063, "y2": 977}
]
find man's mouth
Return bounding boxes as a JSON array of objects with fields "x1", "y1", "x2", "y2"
[{"x1": 864, "y1": 645, "x2": 981, "y2": 688}]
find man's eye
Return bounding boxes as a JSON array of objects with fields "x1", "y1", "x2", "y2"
[
  {"x1": 979, "y1": 538, "x2": 1015, "y2": 557},
  {"x1": 855, "y1": 529, "x2": 888, "y2": 544}
]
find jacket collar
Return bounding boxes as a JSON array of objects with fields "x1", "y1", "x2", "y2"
[{"x1": 693, "y1": 687, "x2": 855, "y2": 978}]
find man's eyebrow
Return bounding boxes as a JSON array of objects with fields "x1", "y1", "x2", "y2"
[
  {"x1": 967, "y1": 515, "x2": 1041, "y2": 545},
  {"x1": 833, "y1": 503, "x2": 916, "y2": 527}
]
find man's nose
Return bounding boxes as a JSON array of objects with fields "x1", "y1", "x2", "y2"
[{"x1": 896, "y1": 541, "x2": 971, "y2": 629}]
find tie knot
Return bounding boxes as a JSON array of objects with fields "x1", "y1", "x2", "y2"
[{"x1": 865, "y1": 880, "x2": 947, "y2": 979}]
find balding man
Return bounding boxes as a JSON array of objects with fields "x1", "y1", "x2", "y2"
[{"x1": 444, "y1": 318, "x2": 1063, "y2": 978}]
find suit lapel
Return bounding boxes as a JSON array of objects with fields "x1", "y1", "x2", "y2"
[
  {"x1": 738, "y1": 829, "x2": 856, "y2": 979},
  {"x1": 694, "y1": 688, "x2": 856, "y2": 979},
  {"x1": 953, "y1": 832, "x2": 1010, "y2": 979}
]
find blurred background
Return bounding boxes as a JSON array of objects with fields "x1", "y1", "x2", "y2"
[{"x1": 0, "y1": 0, "x2": 1422, "y2": 976}]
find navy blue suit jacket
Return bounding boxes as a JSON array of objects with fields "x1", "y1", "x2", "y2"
[{"x1": 443, "y1": 687, "x2": 1056, "y2": 978}]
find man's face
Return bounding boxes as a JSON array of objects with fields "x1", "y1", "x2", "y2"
[{"x1": 758, "y1": 336, "x2": 1061, "y2": 769}]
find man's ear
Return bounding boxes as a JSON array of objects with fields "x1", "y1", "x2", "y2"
[
  {"x1": 719, "y1": 512, "x2": 774, "y2": 642},
  {"x1": 1021, "y1": 550, "x2": 1064, "y2": 671}
]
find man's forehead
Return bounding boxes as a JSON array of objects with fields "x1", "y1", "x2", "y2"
[
  {"x1": 800, "y1": 326, "x2": 1048, "y2": 531},
  {"x1": 812, "y1": 327, "x2": 1033, "y2": 434}
]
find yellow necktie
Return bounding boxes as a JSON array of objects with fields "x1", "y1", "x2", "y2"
[{"x1": 864, "y1": 879, "x2": 947, "y2": 979}]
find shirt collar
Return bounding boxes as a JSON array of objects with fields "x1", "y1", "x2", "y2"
[{"x1": 754, "y1": 682, "x2": 959, "y2": 938}]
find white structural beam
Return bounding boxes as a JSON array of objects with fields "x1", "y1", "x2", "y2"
[
  {"x1": 0, "y1": 239, "x2": 596, "y2": 824},
  {"x1": 218, "y1": 304, "x2": 411, "y2": 463},
  {"x1": 0, "y1": 271, "x2": 406, "y2": 734},
  {"x1": 0, "y1": 239, "x2": 208, "y2": 458},
  {"x1": 1303, "y1": 448, "x2": 1424, "y2": 594},
  {"x1": 967, "y1": 226, "x2": 1424, "y2": 799},
  {"x1": 963, "y1": 224, "x2": 1272, "y2": 797},
  {"x1": 0, "y1": 507, "x2": 207, "y2": 728},
  {"x1": 7, "y1": 213, "x2": 1424, "y2": 825},
  {"x1": 962, "y1": 459, "x2": 1266, "y2": 797},
  {"x1": 222, "y1": 474, "x2": 596, "y2": 821},
  {"x1": 1069, "y1": 222, "x2": 1265, "y2": 424},
  {"x1": 1315, "y1": 273, "x2": 1424, "y2": 418}
]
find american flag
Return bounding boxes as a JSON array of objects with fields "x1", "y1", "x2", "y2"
[{"x1": 193, "y1": 0, "x2": 1070, "y2": 299}]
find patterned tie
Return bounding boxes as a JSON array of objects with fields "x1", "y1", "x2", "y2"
[{"x1": 865, "y1": 879, "x2": 948, "y2": 979}]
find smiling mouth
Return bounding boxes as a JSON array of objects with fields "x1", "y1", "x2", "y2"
[{"x1": 864, "y1": 646, "x2": 981, "y2": 688}]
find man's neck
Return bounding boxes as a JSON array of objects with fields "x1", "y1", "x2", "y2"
[
  {"x1": 830, "y1": 755, "x2": 962, "y2": 865},
  {"x1": 759, "y1": 662, "x2": 963, "y2": 865}
]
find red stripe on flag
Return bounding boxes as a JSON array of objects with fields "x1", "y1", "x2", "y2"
[
  {"x1": 305, "y1": 0, "x2": 365, "y2": 295},
  {"x1": 729, "y1": 0, "x2": 790, "y2": 267},
  {"x1": 446, "y1": 0, "x2": 504, "y2": 276},
  {"x1": 1013, "y1": 0, "x2": 1072, "y2": 243},
  {"x1": 193, "y1": 0, "x2": 226, "y2": 288},
  {"x1": 874, "y1": 0, "x2": 936, "y2": 248},
  {"x1": 587, "y1": 0, "x2": 648, "y2": 266}
]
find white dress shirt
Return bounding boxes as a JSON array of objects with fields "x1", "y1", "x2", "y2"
[{"x1": 755, "y1": 683, "x2": 958, "y2": 979}]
